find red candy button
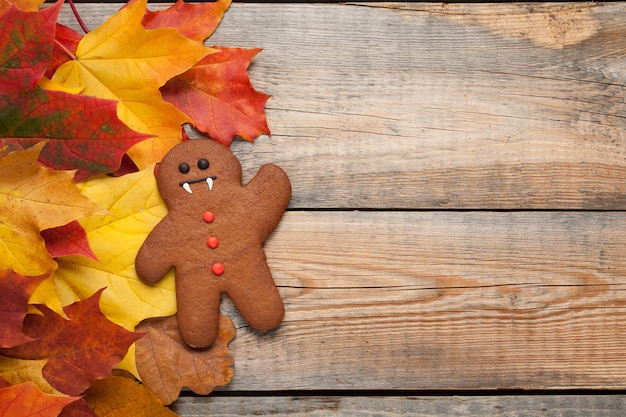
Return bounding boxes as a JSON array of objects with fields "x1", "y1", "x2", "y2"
[
  {"x1": 203, "y1": 211, "x2": 215, "y2": 223},
  {"x1": 207, "y1": 236, "x2": 219, "y2": 249},
  {"x1": 211, "y1": 262, "x2": 225, "y2": 276}
]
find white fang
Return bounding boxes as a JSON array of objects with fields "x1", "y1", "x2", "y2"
[
  {"x1": 182, "y1": 182, "x2": 193, "y2": 194},
  {"x1": 207, "y1": 177, "x2": 214, "y2": 191}
]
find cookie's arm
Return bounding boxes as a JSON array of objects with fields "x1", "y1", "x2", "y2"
[
  {"x1": 135, "y1": 217, "x2": 176, "y2": 284},
  {"x1": 245, "y1": 163, "x2": 291, "y2": 236}
]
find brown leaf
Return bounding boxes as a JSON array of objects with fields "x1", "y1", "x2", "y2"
[
  {"x1": 135, "y1": 315, "x2": 235, "y2": 405},
  {"x1": 82, "y1": 377, "x2": 178, "y2": 417}
]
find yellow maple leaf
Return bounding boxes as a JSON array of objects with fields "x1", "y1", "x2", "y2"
[
  {"x1": 50, "y1": 0, "x2": 214, "y2": 169},
  {"x1": 54, "y1": 167, "x2": 174, "y2": 376},
  {"x1": 54, "y1": 167, "x2": 175, "y2": 333},
  {"x1": 0, "y1": 356, "x2": 60, "y2": 395},
  {"x1": 0, "y1": 143, "x2": 103, "y2": 277}
]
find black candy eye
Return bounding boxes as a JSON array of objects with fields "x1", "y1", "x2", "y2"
[
  {"x1": 178, "y1": 162, "x2": 190, "y2": 174},
  {"x1": 197, "y1": 158, "x2": 209, "y2": 170}
]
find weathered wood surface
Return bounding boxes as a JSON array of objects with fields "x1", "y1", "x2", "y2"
[
  {"x1": 58, "y1": 1, "x2": 626, "y2": 415},
  {"x1": 172, "y1": 395, "x2": 626, "y2": 417},
  {"x1": 222, "y1": 211, "x2": 626, "y2": 391},
  {"x1": 60, "y1": 2, "x2": 626, "y2": 209}
]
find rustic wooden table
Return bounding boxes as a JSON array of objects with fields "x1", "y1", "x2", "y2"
[{"x1": 60, "y1": 1, "x2": 626, "y2": 415}]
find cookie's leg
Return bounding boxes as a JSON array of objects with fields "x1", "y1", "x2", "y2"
[
  {"x1": 226, "y1": 256, "x2": 284, "y2": 331},
  {"x1": 176, "y1": 271, "x2": 222, "y2": 348}
]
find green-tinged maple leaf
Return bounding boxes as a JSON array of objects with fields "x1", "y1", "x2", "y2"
[
  {"x1": 139, "y1": 0, "x2": 231, "y2": 43},
  {"x1": 0, "y1": 143, "x2": 103, "y2": 276},
  {"x1": 82, "y1": 377, "x2": 178, "y2": 417},
  {"x1": 0, "y1": 2, "x2": 152, "y2": 180},
  {"x1": 51, "y1": 0, "x2": 214, "y2": 170},
  {"x1": 41, "y1": 221, "x2": 97, "y2": 261},
  {"x1": 0, "y1": 382, "x2": 78, "y2": 417},
  {"x1": 161, "y1": 47, "x2": 270, "y2": 146},
  {"x1": 0, "y1": 270, "x2": 47, "y2": 348},
  {"x1": 136, "y1": 315, "x2": 235, "y2": 405},
  {"x1": 0, "y1": 289, "x2": 143, "y2": 396},
  {"x1": 0, "y1": 0, "x2": 60, "y2": 91},
  {"x1": 54, "y1": 167, "x2": 175, "y2": 350}
]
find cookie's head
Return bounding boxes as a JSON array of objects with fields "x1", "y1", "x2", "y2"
[{"x1": 156, "y1": 139, "x2": 243, "y2": 208}]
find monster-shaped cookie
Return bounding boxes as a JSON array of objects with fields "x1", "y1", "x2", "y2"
[{"x1": 135, "y1": 139, "x2": 291, "y2": 348}]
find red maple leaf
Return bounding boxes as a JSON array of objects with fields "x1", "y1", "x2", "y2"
[
  {"x1": 41, "y1": 221, "x2": 98, "y2": 261},
  {"x1": 0, "y1": 2, "x2": 151, "y2": 181},
  {"x1": 0, "y1": 270, "x2": 47, "y2": 349},
  {"x1": 161, "y1": 47, "x2": 270, "y2": 146},
  {"x1": 0, "y1": 289, "x2": 143, "y2": 396}
]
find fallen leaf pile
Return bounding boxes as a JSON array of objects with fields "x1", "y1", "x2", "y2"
[{"x1": 0, "y1": 0, "x2": 272, "y2": 413}]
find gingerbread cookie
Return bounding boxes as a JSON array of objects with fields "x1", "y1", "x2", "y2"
[{"x1": 135, "y1": 139, "x2": 291, "y2": 348}]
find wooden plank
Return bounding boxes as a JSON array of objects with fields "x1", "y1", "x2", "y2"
[
  {"x1": 199, "y1": 210, "x2": 626, "y2": 391},
  {"x1": 172, "y1": 395, "x2": 626, "y2": 417},
  {"x1": 58, "y1": 2, "x2": 626, "y2": 209}
]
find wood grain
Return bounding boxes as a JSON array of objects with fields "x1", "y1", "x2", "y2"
[
  {"x1": 57, "y1": 2, "x2": 626, "y2": 209},
  {"x1": 204, "y1": 210, "x2": 626, "y2": 391},
  {"x1": 172, "y1": 395, "x2": 626, "y2": 417},
  {"x1": 53, "y1": 2, "x2": 626, "y2": 413}
]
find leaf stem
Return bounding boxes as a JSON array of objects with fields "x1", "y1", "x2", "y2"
[
  {"x1": 67, "y1": 0, "x2": 90, "y2": 34},
  {"x1": 54, "y1": 38, "x2": 77, "y2": 60}
]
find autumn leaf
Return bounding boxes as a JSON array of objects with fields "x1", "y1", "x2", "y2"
[
  {"x1": 41, "y1": 221, "x2": 97, "y2": 261},
  {"x1": 0, "y1": 270, "x2": 46, "y2": 348},
  {"x1": 0, "y1": 1, "x2": 60, "y2": 92},
  {"x1": 139, "y1": 0, "x2": 231, "y2": 43},
  {"x1": 0, "y1": 289, "x2": 143, "y2": 396},
  {"x1": 54, "y1": 166, "x2": 175, "y2": 377},
  {"x1": 0, "y1": 356, "x2": 59, "y2": 395},
  {"x1": 161, "y1": 47, "x2": 270, "y2": 146},
  {"x1": 80, "y1": 377, "x2": 178, "y2": 417},
  {"x1": 0, "y1": 2, "x2": 152, "y2": 180},
  {"x1": 0, "y1": 382, "x2": 78, "y2": 417},
  {"x1": 46, "y1": 24, "x2": 82, "y2": 79},
  {"x1": 136, "y1": 315, "x2": 235, "y2": 405},
  {"x1": 57, "y1": 399, "x2": 98, "y2": 417},
  {"x1": 51, "y1": 0, "x2": 214, "y2": 169},
  {"x1": 0, "y1": 143, "x2": 103, "y2": 276},
  {"x1": 3, "y1": 0, "x2": 45, "y2": 12}
]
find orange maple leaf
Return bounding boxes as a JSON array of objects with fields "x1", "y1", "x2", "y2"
[
  {"x1": 0, "y1": 289, "x2": 143, "y2": 396},
  {"x1": 0, "y1": 382, "x2": 78, "y2": 417},
  {"x1": 135, "y1": 315, "x2": 235, "y2": 405}
]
